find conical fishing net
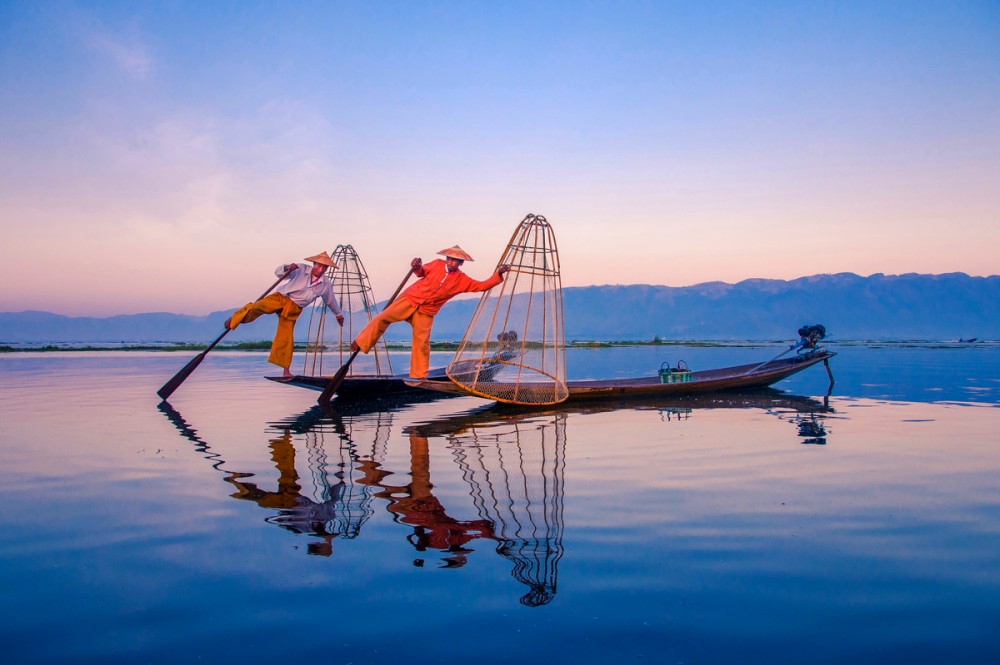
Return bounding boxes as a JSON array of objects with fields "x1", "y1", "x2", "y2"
[
  {"x1": 302, "y1": 244, "x2": 394, "y2": 378},
  {"x1": 446, "y1": 214, "x2": 568, "y2": 405}
]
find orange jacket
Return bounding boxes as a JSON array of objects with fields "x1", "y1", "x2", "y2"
[{"x1": 402, "y1": 259, "x2": 503, "y2": 315}]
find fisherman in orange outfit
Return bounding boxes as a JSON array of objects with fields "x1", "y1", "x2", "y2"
[
  {"x1": 351, "y1": 245, "x2": 510, "y2": 379},
  {"x1": 226, "y1": 252, "x2": 345, "y2": 378}
]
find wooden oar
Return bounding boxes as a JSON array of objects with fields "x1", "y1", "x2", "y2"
[
  {"x1": 157, "y1": 272, "x2": 291, "y2": 401},
  {"x1": 318, "y1": 266, "x2": 416, "y2": 405}
]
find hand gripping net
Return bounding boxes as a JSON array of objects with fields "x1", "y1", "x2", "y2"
[
  {"x1": 446, "y1": 214, "x2": 569, "y2": 405},
  {"x1": 301, "y1": 244, "x2": 394, "y2": 378}
]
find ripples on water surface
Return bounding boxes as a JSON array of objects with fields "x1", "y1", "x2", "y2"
[{"x1": 1, "y1": 343, "x2": 998, "y2": 664}]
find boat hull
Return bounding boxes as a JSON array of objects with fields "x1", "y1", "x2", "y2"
[
  {"x1": 271, "y1": 350, "x2": 836, "y2": 404},
  {"x1": 267, "y1": 366, "x2": 452, "y2": 399},
  {"x1": 406, "y1": 350, "x2": 836, "y2": 402}
]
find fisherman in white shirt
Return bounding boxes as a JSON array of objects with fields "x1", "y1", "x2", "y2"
[{"x1": 226, "y1": 251, "x2": 344, "y2": 378}]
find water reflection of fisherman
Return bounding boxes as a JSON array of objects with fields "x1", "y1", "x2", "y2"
[
  {"x1": 162, "y1": 398, "x2": 564, "y2": 603},
  {"x1": 226, "y1": 429, "x2": 361, "y2": 557},
  {"x1": 360, "y1": 431, "x2": 496, "y2": 568}
]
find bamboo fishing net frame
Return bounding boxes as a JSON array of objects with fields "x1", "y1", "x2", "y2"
[
  {"x1": 301, "y1": 245, "x2": 394, "y2": 378},
  {"x1": 446, "y1": 214, "x2": 569, "y2": 405}
]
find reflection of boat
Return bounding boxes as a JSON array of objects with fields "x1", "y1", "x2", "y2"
[
  {"x1": 403, "y1": 388, "x2": 834, "y2": 604},
  {"x1": 408, "y1": 350, "x2": 836, "y2": 402},
  {"x1": 159, "y1": 386, "x2": 833, "y2": 603},
  {"x1": 159, "y1": 396, "x2": 570, "y2": 602},
  {"x1": 158, "y1": 398, "x2": 560, "y2": 593},
  {"x1": 414, "y1": 387, "x2": 833, "y2": 421},
  {"x1": 789, "y1": 412, "x2": 828, "y2": 445}
]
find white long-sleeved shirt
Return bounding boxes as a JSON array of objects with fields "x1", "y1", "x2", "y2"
[{"x1": 274, "y1": 263, "x2": 342, "y2": 315}]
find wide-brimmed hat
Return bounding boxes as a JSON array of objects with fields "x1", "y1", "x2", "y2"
[
  {"x1": 304, "y1": 251, "x2": 338, "y2": 268},
  {"x1": 437, "y1": 245, "x2": 474, "y2": 262}
]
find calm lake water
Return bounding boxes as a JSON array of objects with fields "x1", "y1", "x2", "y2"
[{"x1": 2, "y1": 343, "x2": 998, "y2": 664}]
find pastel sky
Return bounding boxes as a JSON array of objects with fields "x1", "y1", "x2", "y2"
[{"x1": 2, "y1": 1, "x2": 998, "y2": 317}]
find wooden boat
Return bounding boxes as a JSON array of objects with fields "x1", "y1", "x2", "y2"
[
  {"x1": 275, "y1": 348, "x2": 836, "y2": 403},
  {"x1": 268, "y1": 366, "x2": 455, "y2": 400},
  {"x1": 406, "y1": 349, "x2": 836, "y2": 403}
]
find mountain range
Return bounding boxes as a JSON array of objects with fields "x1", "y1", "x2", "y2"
[{"x1": 2, "y1": 272, "x2": 996, "y2": 344}]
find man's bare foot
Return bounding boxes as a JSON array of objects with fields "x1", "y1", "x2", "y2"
[
  {"x1": 282, "y1": 370, "x2": 294, "y2": 379},
  {"x1": 223, "y1": 318, "x2": 232, "y2": 330},
  {"x1": 350, "y1": 341, "x2": 360, "y2": 353}
]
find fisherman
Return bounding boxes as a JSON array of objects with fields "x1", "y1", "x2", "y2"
[
  {"x1": 351, "y1": 245, "x2": 510, "y2": 379},
  {"x1": 226, "y1": 252, "x2": 344, "y2": 379}
]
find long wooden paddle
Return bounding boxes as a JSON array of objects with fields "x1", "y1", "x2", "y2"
[
  {"x1": 157, "y1": 271, "x2": 291, "y2": 401},
  {"x1": 318, "y1": 266, "x2": 416, "y2": 405}
]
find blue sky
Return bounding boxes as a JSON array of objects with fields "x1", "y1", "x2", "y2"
[{"x1": 1, "y1": 1, "x2": 998, "y2": 316}]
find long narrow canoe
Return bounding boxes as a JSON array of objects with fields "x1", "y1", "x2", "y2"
[
  {"x1": 267, "y1": 366, "x2": 452, "y2": 400},
  {"x1": 404, "y1": 349, "x2": 836, "y2": 403},
  {"x1": 271, "y1": 349, "x2": 835, "y2": 403}
]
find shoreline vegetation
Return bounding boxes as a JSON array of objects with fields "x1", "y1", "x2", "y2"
[{"x1": 1, "y1": 339, "x2": 991, "y2": 353}]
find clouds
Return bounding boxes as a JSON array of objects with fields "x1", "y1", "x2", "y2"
[
  {"x1": 82, "y1": 20, "x2": 154, "y2": 80},
  {"x1": 0, "y1": 1, "x2": 998, "y2": 316}
]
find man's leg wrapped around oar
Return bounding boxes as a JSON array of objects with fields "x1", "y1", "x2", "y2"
[
  {"x1": 226, "y1": 293, "x2": 303, "y2": 371},
  {"x1": 353, "y1": 299, "x2": 416, "y2": 352},
  {"x1": 353, "y1": 298, "x2": 438, "y2": 379}
]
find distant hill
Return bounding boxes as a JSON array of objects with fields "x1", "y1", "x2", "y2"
[{"x1": 2, "y1": 272, "x2": 997, "y2": 344}]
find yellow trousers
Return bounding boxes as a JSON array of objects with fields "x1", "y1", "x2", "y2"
[
  {"x1": 227, "y1": 293, "x2": 303, "y2": 370},
  {"x1": 354, "y1": 298, "x2": 435, "y2": 379}
]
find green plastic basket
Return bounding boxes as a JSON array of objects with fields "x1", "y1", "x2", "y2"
[{"x1": 659, "y1": 360, "x2": 692, "y2": 383}]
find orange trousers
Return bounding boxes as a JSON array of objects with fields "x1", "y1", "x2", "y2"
[
  {"x1": 354, "y1": 298, "x2": 435, "y2": 379},
  {"x1": 227, "y1": 293, "x2": 303, "y2": 370}
]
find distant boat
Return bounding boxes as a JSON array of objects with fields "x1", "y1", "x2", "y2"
[{"x1": 959, "y1": 337, "x2": 978, "y2": 343}]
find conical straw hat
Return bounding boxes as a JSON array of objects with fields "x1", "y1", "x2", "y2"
[
  {"x1": 304, "y1": 251, "x2": 338, "y2": 268},
  {"x1": 437, "y1": 245, "x2": 474, "y2": 261}
]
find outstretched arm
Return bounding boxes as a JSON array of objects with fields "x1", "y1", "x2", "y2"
[
  {"x1": 275, "y1": 263, "x2": 301, "y2": 278},
  {"x1": 464, "y1": 264, "x2": 510, "y2": 293}
]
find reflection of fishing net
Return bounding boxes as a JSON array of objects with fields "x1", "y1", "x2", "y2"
[
  {"x1": 301, "y1": 244, "x2": 394, "y2": 378},
  {"x1": 447, "y1": 214, "x2": 568, "y2": 405},
  {"x1": 446, "y1": 413, "x2": 566, "y2": 606},
  {"x1": 266, "y1": 428, "x2": 374, "y2": 540},
  {"x1": 259, "y1": 409, "x2": 396, "y2": 555}
]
